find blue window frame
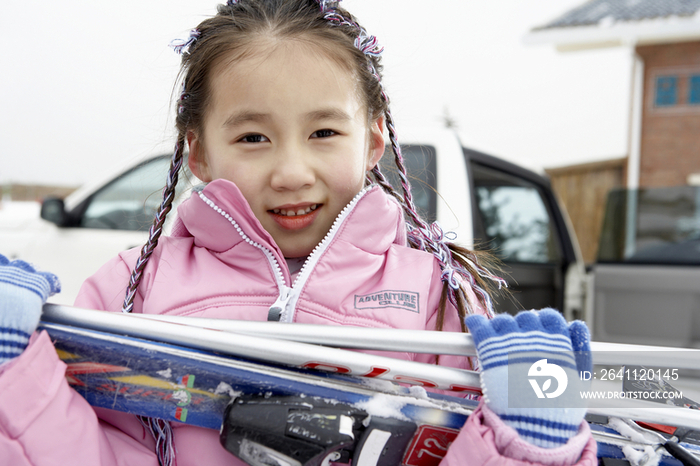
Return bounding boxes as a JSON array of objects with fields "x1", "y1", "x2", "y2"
[
  {"x1": 655, "y1": 76, "x2": 678, "y2": 107},
  {"x1": 689, "y1": 75, "x2": 700, "y2": 105}
]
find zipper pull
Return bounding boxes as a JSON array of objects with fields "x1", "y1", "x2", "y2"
[{"x1": 268, "y1": 285, "x2": 292, "y2": 322}]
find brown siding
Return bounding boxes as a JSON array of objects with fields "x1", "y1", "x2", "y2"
[
  {"x1": 545, "y1": 158, "x2": 627, "y2": 264},
  {"x1": 1, "y1": 184, "x2": 77, "y2": 202},
  {"x1": 637, "y1": 41, "x2": 700, "y2": 187}
]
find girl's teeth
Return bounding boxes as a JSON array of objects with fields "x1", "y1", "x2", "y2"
[{"x1": 275, "y1": 205, "x2": 319, "y2": 216}]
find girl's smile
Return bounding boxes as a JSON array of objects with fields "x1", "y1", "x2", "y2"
[
  {"x1": 269, "y1": 203, "x2": 321, "y2": 231},
  {"x1": 187, "y1": 39, "x2": 384, "y2": 258}
]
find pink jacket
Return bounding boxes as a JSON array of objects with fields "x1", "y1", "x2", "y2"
[
  {"x1": 0, "y1": 180, "x2": 596, "y2": 465},
  {"x1": 77, "y1": 180, "x2": 473, "y2": 364}
]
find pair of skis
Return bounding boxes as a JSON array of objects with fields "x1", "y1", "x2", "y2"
[
  {"x1": 40, "y1": 304, "x2": 481, "y2": 466},
  {"x1": 39, "y1": 304, "x2": 700, "y2": 466}
]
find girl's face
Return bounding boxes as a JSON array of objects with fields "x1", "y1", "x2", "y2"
[{"x1": 188, "y1": 40, "x2": 385, "y2": 258}]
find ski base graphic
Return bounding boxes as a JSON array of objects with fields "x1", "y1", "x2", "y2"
[
  {"x1": 40, "y1": 321, "x2": 700, "y2": 466},
  {"x1": 42, "y1": 321, "x2": 475, "y2": 466}
]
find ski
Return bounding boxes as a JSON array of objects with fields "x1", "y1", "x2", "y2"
[
  {"x1": 40, "y1": 320, "x2": 475, "y2": 466},
  {"x1": 38, "y1": 304, "x2": 700, "y2": 466}
]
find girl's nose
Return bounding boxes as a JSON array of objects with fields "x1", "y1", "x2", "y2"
[{"x1": 269, "y1": 145, "x2": 316, "y2": 191}]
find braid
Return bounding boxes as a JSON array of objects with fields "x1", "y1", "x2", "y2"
[
  {"x1": 318, "y1": 3, "x2": 506, "y2": 318},
  {"x1": 381, "y1": 98, "x2": 506, "y2": 316},
  {"x1": 123, "y1": 132, "x2": 186, "y2": 466},
  {"x1": 122, "y1": 136, "x2": 186, "y2": 313},
  {"x1": 382, "y1": 107, "x2": 426, "y2": 231},
  {"x1": 138, "y1": 417, "x2": 175, "y2": 466},
  {"x1": 368, "y1": 165, "x2": 405, "y2": 207}
]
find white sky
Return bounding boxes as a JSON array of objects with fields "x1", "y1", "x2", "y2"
[{"x1": 1, "y1": 0, "x2": 632, "y2": 187}]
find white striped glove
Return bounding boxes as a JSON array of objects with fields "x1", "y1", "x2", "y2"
[{"x1": 0, "y1": 254, "x2": 60, "y2": 365}]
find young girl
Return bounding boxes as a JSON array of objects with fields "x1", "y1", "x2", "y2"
[{"x1": 0, "y1": 1, "x2": 596, "y2": 465}]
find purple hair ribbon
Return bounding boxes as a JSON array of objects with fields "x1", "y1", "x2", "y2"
[
  {"x1": 354, "y1": 33, "x2": 384, "y2": 58},
  {"x1": 323, "y1": 11, "x2": 384, "y2": 87},
  {"x1": 316, "y1": 0, "x2": 340, "y2": 13},
  {"x1": 169, "y1": 29, "x2": 201, "y2": 55},
  {"x1": 407, "y1": 221, "x2": 506, "y2": 318}
]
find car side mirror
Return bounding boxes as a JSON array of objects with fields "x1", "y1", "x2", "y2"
[{"x1": 41, "y1": 197, "x2": 68, "y2": 226}]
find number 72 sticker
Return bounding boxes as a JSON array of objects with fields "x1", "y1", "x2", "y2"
[{"x1": 403, "y1": 425, "x2": 459, "y2": 466}]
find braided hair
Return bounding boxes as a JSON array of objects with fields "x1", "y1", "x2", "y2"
[{"x1": 125, "y1": 2, "x2": 505, "y2": 463}]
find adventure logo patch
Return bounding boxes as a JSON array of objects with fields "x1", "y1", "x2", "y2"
[{"x1": 354, "y1": 290, "x2": 419, "y2": 313}]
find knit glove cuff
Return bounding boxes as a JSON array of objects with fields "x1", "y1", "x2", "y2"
[
  {"x1": 466, "y1": 309, "x2": 591, "y2": 449},
  {"x1": 1, "y1": 254, "x2": 61, "y2": 364}
]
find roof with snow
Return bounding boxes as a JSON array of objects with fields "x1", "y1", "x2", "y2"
[{"x1": 526, "y1": 0, "x2": 700, "y2": 51}]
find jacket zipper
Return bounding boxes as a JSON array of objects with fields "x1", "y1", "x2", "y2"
[
  {"x1": 279, "y1": 187, "x2": 369, "y2": 323},
  {"x1": 197, "y1": 191, "x2": 289, "y2": 310},
  {"x1": 198, "y1": 187, "x2": 369, "y2": 323},
  {"x1": 267, "y1": 284, "x2": 292, "y2": 321}
]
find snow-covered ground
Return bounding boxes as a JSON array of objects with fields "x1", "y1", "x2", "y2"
[{"x1": 0, "y1": 200, "x2": 41, "y2": 230}]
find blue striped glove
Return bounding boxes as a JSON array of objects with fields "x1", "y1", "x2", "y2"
[
  {"x1": 0, "y1": 254, "x2": 61, "y2": 365},
  {"x1": 466, "y1": 309, "x2": 591, "y2": 449}
]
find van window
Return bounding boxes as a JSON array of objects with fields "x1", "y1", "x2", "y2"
[
  {"x1": 598, "y1": 186, "x2": 700, "y2": 265},
  {"x1": 81, "y1": 157, "x2": 173, "y2": 231},
  {"x1": 471, "y1": 163, "x2": 561, "y2": 264}
]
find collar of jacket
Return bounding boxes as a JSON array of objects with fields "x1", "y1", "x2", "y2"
[{"x1": 172, "y1": 178, "x2": 408, "y2": 264}]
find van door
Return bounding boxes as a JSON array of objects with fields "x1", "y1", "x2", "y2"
[{"x1": 464, "y1": 148, "x2": 584, "y2": 319}]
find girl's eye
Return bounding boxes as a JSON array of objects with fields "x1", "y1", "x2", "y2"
[
  {"x1": 311, "y1": 129, "x2": 336, "y2": 139},
  {"x1": 239, "y1": 134, "x2": 269, "y2": 143}
]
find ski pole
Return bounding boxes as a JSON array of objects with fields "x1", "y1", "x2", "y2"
[
  {"x1": 130, "y1": 313, "x2": 700, "y2": 369},
  {"x1": 127, "y1": 308, "x2": 477, "y2": 356},
  {"x1": 43, "y1": 304, "x2": 700, "y2": 370},
  {"x1": 40, "y1": 304, "x2": 482, "y2": 394},
  {"x1": 43, "y1": 303, "x2": 476, "y2": 355}
]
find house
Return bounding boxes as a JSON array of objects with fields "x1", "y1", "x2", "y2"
[{"x1": 526, "y1": 0, "x2": 700, "y2": 262}]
